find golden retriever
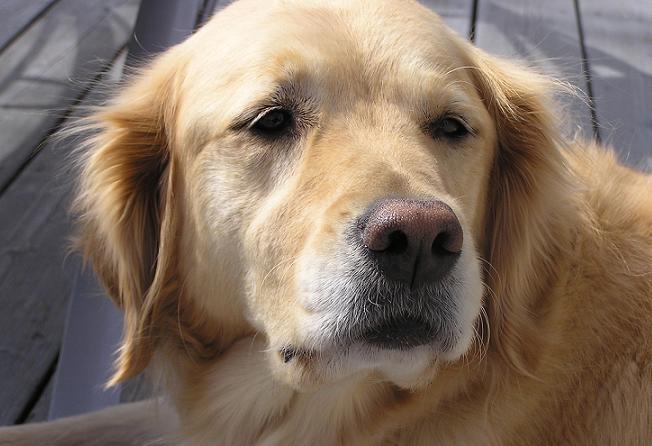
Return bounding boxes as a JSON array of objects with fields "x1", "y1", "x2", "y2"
[{"x1": 2, "y1": 0, "x2": 651, "y2": 445}]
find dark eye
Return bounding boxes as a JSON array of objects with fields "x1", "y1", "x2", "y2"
[
  {"x1": 430, "y1": 116, "x2": 470, "y2": 140},
  {"x1": 250, "y1": 107, "x2": 294, "y2": 136}
]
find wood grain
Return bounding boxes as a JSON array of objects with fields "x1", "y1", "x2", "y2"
[
  {"x1": 0, "y1": 128, "x2": 81, "y2": 425},
  {"x1": 0, "y1": 0, "x2": 140, "y2": 192},
  {"x1": 0, "y1": 0, "x2": 58, "y2": 53}
]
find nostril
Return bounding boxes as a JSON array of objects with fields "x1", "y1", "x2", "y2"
[
  {"x1": 386, "y1": 230, "x2": 408, "y2": 254},
  {"x1": 431, "y1": 222, "x2": 463, "y2": 255},
  {"x1": 432, "y1": 232, "x2": 453, "y2": 255}
]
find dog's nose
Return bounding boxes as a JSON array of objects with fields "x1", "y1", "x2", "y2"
[{"x1": 361, "y1": 199, "x2": 463, "y2": 287}]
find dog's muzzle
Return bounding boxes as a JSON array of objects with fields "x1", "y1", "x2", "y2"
[
  {"x1": 348, "y1": 198, "x2": 463, "y2": 349},
  {"x1": 284, "y1": 198, "x2": 466, "y2": 363}
]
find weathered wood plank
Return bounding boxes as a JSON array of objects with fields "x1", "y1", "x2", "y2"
[
  {"x1": 0, "y1": 0, "x2": 141, "y2": 193},
  {"x1": 0, "y1": 0, "x2": 58, "y2": 53},
  {"x1": 0, "y1": 12, "x2": 139, "y2": 428},
  {"x1": 579, "y1": 0, "x2": 652, "y2": 170},
  {"x1": 0, "y1": 141, "x2": 81, "y2": 425},
  {"x1": 474, "y1": 0, "x2": 594, "y2": 137}
]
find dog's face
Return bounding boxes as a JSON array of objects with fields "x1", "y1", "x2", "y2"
[
  {"x1": 77, "y1": 0, "x2": 562, "y2": 391},
  {"x1": 176, "y1": 0, "x2": 494, "y2": 387}
]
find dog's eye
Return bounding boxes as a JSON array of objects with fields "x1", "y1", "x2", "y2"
[
  {"x1": 430, "y1": 116, "x2": 471, "y2": 140},
  {"x1": 250, "y1": 107, "x2": 294, "y2": 136}
]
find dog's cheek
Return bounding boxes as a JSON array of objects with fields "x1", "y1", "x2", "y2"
[
  {"x1": 239, "y1": 195, "x2": 310, "y2": 336},
  {"x1": 175, "y1": 155, "x2": 256, "y2": 327},
  {"x1": 193, "y1": 164, "x2": 280, "y2": 335}
]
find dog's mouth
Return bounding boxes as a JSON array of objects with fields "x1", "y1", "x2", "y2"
[
  {"x1": 358, "y1": 315, "x2": 439, "y2": 349},
  {"x1": 280, "y1": 315, "x2": 441, "y2": 363}
]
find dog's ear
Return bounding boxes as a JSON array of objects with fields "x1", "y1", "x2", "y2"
[
  {"x1": 468, "y1": 48, "x2": 572, "y2": 374},
  {"x1": 74, "y1": 52, "x2": 186, "y2": 384}
]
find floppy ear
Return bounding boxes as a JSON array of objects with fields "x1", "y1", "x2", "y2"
[
  {"x1": 468, "y1": 48, "x2": 573, "y2": 375},
  {"x1": 74, "y1": 53, "x2": 185, "y2": 384}
]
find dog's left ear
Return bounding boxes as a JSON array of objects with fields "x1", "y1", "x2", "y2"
[
  {"x1": 74, "y1": 51, "x2": 187, "y2": 384},
  {"x1": 466, "y1": 46, "x2": 573, "y2": 374}
]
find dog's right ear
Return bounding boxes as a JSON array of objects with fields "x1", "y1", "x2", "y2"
[
  {"x1": 465, "y1": 46, "x2": 574, "y2": 376},
  {"x1": 73, "y1": 50, "x2": 187, "y2": 384}
]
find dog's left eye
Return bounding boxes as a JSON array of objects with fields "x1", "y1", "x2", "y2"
[
  {"x1": 250, "y1": 107, "x2": 294, "y2": 136},
  {"x1": 429, "y1": 116, "x2": 471, "y2": 140}
]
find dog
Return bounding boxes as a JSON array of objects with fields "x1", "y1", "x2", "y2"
[{"x1": 2, "y1": 0, "x2": 651, "y2": 444}]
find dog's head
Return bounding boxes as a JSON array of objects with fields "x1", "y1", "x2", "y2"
[{"x1": 76, "y1": 0, "x2": 566, "y2": 390}]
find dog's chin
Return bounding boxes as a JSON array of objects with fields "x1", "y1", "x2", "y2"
[{"x1": 268, "y1": 337, "x2": 457, "y2": 391}]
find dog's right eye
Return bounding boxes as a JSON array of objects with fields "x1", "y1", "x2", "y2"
[
  {"x1": 249, "y1": 107, "x2": 294, "y2": 137},
  {"x1": 428, "y1": 116, "x2": 472, "y2": 140}
]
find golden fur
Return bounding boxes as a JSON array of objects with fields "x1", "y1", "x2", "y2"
[{"x1": 2, "y1": 1, "x2": 651, "y2": 445}]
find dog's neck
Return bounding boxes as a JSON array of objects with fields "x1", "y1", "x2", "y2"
[{"x1": 160, "y1": 330, "x2": 560, "y2": 446}]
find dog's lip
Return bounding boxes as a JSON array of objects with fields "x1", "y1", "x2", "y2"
[
  {"x1": 357, "y1": 315, "x2": 438, "y2": 350},
  {"x1": 279, "y1": 316, "x2": 439, "y2": 363}
]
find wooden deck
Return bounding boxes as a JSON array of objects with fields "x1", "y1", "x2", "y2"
[{"x1": 0, "y1": 0, "x2": 650, "y2": 427}]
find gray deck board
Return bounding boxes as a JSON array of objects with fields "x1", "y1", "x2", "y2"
[
  {"x1": 0, "y1": 0, "x2": 140, "y2": 192},
  {"x1": 0, "y1": 124, "x2": 81, "y2": 426},
  {"x1": 0, "y1": 0, "x2": 58, "y2": 53},
  {"x1": 0, "y1": 2, "x2": 139, "y2": 426},
  {"x1": 579, "y1": 0, "x2": 652, "y2": 170},
  {"x1": 474, "y1": 0, "x2": 594, "y2": 137}
]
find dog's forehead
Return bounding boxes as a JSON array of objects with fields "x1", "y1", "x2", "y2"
[{"x1": 190, "y1": 0, "x2": 465, "y2": 81}]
